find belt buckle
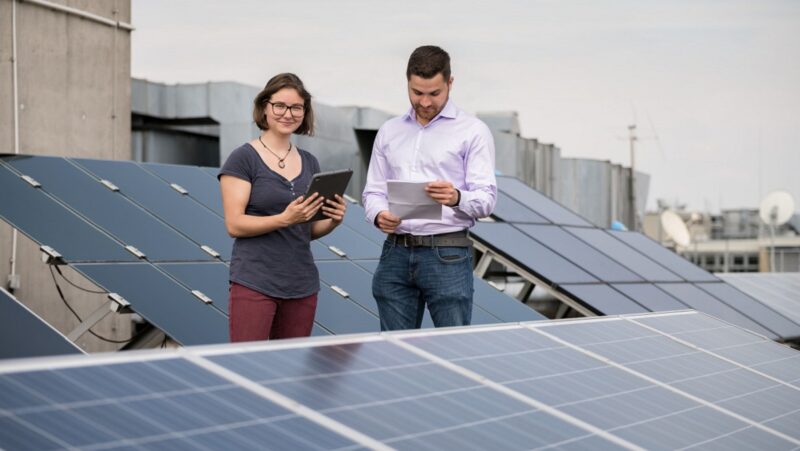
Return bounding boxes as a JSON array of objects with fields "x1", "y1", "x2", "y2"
[{"x1": 403, "y1": 234, "x2": 411, "y2": 247}]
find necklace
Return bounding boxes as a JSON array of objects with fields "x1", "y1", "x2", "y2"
[{"x1": 258, "y1": 136, "x2": 292, "y2": 169}]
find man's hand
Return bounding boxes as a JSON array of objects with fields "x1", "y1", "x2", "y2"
[
  {"x1": 376, "y1": 210, "x2": 401, "y2": 234},
  {"x1": 425, "y1": 180, "x2": 459, "y2": 206}
]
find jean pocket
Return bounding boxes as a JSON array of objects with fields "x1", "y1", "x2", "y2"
[
  {"x1": 434, "y1": 246, "x2": 469, "y2": 264},
  {"x1": 380, "y1": 239, "x2": 395, "y2": 259}
]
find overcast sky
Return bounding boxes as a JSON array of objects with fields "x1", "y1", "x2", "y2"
[{"x1": 132, "y1": 0, "x2": 800, "y2": 213}]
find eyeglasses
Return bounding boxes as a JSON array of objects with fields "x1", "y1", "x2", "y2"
[{"x1": 267, "y1": 101, "x2": 305, "y2": 117}]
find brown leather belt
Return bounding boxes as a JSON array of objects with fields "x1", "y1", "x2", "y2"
[{"x1": 388, "y1": 230, "x2": 471, "y2": 247}]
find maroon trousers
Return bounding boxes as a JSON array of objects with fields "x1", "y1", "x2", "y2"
[{"x1": 229, "y1": 283, "x2": 318, "y2": 342}]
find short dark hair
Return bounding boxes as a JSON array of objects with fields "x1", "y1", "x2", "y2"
[
  {"x1": 406, "y1": 45, "x2": 451, "y2": 81},
  {"x1": 252, "y1": 73, "x2": 314, "y2": 135}
]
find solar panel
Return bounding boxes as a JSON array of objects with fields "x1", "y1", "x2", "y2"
[
  {"x1": 696, "y1": 282, "x2": 800, "y2": 341},
  {"x1": 2, "y1": 311, "x2": 799, "y2": 449},
  {"x1": 74, "y1": 158, "x2": 233, "y2": 260},
  {"x1": 516, "y1": 225, "x2": 643, "y2": 283},
  {"x1": 5, "y1": 156, "x2": 213, "y2": 262},
  {"x1": 611, "y1": 283, "x2": 689, "y2": 312},
  {"x1": 315, "y1": 284, "x2": 379, "y2": 335},
  {"x1": 471, "y1": 222, "x2": 598, "y2": 285},
  {"x1": 491, "y1": 191, "x2": 551, "y2": 224},
  {"x1": 657, "y1": 283, "x2": 777, "y2": 340},
  {"x1": 157, "y1": 262, "x2": 231, "y2": 314},
  {"x1": 559, "y1": 284, "x2": 648, "y2": 315},
  {"x1": 719, "y1": 273, "x2": 800, "y2": 325},
  {"x1": 609, "y1": 231, "x2": 718, "y2": 282},
  {"x1": 74, "y1": 263, "x2": 228, "y2": 345},
  {"x1": 497, "y1": 176, "x2": 593, "y2": 227},
  {"x1": 542, "y1": 315, "x2": 800, "y2": 443},
  {"x1": 317, "y1": 224, "x2": 382, "y2": 259},
  {"x1": 316, "y1": 261, "x2": 380, "y2": 316},
  {"x1": 0, "y1": 287, "x2": 83, "y2": 359},
  {"x1": 565, "y1": 227, "x2": 683, "y2": 282},
  {"x1": 340, "y1": 202, "x2": 385, "y2": 244},
  {"x1": 472, "y1": 277, "x2": 547, "y2": 322},
  {"x1": 0, "y1": 163, "x2": 135, "y2": 263},
  {"x1": 142, "y1": 162, "x2": 224, "y2": 216},
  {"x1": 0, "y1": 357, "x2": 356, "y2": 450}
]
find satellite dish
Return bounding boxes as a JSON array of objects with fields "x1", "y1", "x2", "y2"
[
  {"x1": 660, "y1": 210, "x2": 691, "y2": 247},
  {"x1": 759, "y1": 191, "x2": 795, "y2": 226}
]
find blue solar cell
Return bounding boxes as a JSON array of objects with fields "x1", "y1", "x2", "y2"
[
  {"x1": 492, "y1": 191, "x2": 551, "y2": 223},
  {"x1": 142, "y1": 162, "x2": 223, "y2": 216},
  {"x1": 317, "y1": 224, "x2": 382, "y2": 259},
  {"x1": 74, "y1": 158, "x2": 233, "y2": 260},
  {"x1": 6, "y1": 156, "x2": 212, "y2": 262},
  {"x1": 341, "y1": 202, "x2": 386, "y2": 244},
  {"x1": 352, "y1": 259, "x2": 380, "y2": 273},
  {"x1": 310, "y1": 240, "x2": 340, "y2": 260},
  {"x1": 566, "y1": 227, "x2": 683, "y2": 282},
  {"x1": 517, "y1": 225, "x2": 643, "y2": 283},
  {"x1": 610, "y1": 231, "x2": 718, "y2": 282},
  {"x1": 473, "y1": 277, "x2": 546, "y2": 322},
  {"x1": 209, "y1": 340, "x2": 606, "y2": 448},
  {"x1": 657, "y1": 283, "x2": 777, "y2": 340},
  {"x1": 157, "y1": 262, "x2": 230, "y2": 315},
  {"x1": 315, "y1": 284, "x2": 379, "y2": 334},
  {"x1": 611, "y1": 283, "x2": 689, "y2": 312},
  {"x1": 74, "y1": 263, "x2": 228, "y2": 345},
  {"x1": 497, "y1": 176, "x2": 593, "y2": 227},
  {"x1": 471, "y1": 222, "x2": 598, "y2": 284},
  {"x1": 0, "y1": 288, "x2": 83, "y2": 359},
  {"x1": 696, "y1": 282, "x2": 800, "y2": 341},
  {"x1": 316, "y1": 261, "x2": 380, "y2": 316},
  {"x1": 0, "y1": 358, "x2": 356, "y2": 450},
  {"x1": 560, "y1": 284, "x2": 649, "y2": 315},
  {"x1": 0, "y1": 163, "x2": 135, "y2": 262}
]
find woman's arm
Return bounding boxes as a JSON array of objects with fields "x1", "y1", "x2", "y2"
[
  {"x1": 311, "y1": 195, "x2": 347, "y2": 240},
  {"x1": 220, "y1": 175, "x2": 323, "y2": 238}
]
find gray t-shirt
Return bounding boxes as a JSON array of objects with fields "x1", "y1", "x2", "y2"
[{"x1": 219, "y1": 143, "x2": 321, "y2": 299}]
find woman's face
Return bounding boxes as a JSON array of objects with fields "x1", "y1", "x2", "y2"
[{"x1": 264, "y1": 87, "x2": 305, "y2": 135}]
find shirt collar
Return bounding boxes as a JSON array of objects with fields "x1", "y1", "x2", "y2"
[{"x1": 403, "y1": 100, "x2": 458, "y2": 125}]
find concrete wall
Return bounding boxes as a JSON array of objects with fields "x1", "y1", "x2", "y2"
[{"x1": 0, "y1": 0, "x2": 133, "y2": 352}]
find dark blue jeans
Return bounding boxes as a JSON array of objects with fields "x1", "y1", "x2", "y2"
[{"x1": 372, "y1": 239, "x2": 474, "y2": 331}]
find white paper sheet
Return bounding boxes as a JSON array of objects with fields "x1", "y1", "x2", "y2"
[{"x1": 387, "y1": 180, "x2": 442, "y2": 220}]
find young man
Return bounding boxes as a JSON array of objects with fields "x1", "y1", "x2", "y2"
[{"x1": 363, "y1": 45, "x2": 497, "y2": 331}]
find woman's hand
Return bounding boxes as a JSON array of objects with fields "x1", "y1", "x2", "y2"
[
  {"x1": 321, "y1": 194, "x2": 347, "y2": 225},
  {"x1": 280, "y1": 193, "x2": 324, "y2": 225}
]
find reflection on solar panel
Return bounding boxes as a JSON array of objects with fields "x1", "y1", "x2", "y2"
[
  {"x1": 719, "y1": 273, "x2": 800, "y2": 325},
  {"x1": 0, "y1": 287, "x2": 83, "y2": 359},
  {"x1": 2, "y1": 311, "x2": 798, "y2": 450}
]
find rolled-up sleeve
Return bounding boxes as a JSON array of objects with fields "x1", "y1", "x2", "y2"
[
  {"x1": 455, "y1": 122, "x2": 496, "y2": 218},
  {"x1": 362, "y1": 127, "x2": 390, "y2": 226}
]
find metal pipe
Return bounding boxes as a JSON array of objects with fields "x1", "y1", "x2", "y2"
[
  {"x1": 21, "y1": 0, "x2": 134, "y2": 30},
  {"x1": 9, "y1": 0, "x2": 20, "y2": 289}
]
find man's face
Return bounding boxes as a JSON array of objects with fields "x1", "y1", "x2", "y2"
[{"x1": 408, "y1": 73, "x2": 452, "y2": 125}]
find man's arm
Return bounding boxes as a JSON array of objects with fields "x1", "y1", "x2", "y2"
[{"x1": 453, "y1": 122, "x2": 497, "y2": 218}]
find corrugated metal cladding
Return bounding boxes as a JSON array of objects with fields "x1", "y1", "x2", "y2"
[{"x1": 132, "y1": 81, "x2": 648, "y2": 227}]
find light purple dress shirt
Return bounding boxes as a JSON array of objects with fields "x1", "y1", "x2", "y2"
[{"x1": 363, "y1": 100, "x2": 497, "y2": 235}]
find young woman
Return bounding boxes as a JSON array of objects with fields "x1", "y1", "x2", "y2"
[{"x1": 218, "y1": 73, "x2": 346, "y2": 342}]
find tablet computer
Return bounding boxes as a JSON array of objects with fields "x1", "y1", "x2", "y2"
[{"x1": 303, "y1": 169, "x2": 353, "y2": 222}]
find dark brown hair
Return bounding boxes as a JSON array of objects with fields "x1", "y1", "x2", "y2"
[
  {"x1": 252, "y1": 73, "x2": 314, "y2": 135},
  {"x1": 406, "y1": 45, "x2": 451, "y2": 81}
]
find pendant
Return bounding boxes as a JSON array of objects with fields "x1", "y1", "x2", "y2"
[{"x1": 278, "y1": 160, "x2": 286, "y2": 169}]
